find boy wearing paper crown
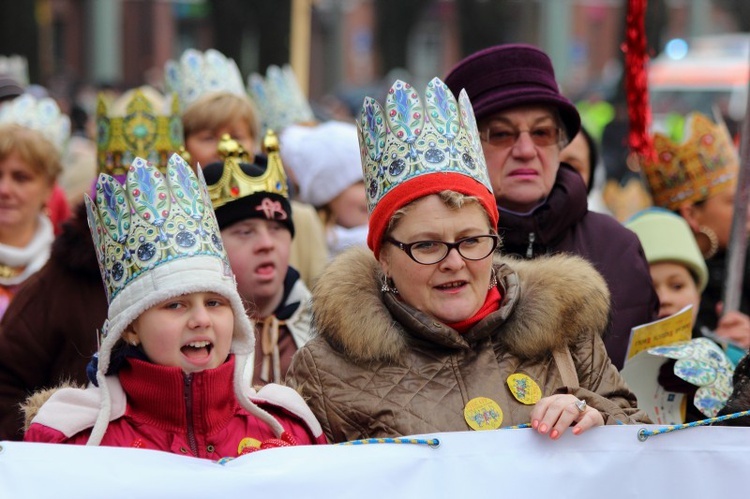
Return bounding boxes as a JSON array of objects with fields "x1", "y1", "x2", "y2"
[
  {"x1": 202, "y1": 132, "x2": 313, "y2": 386},
  {"x1": 23, "y1": 153, "x2": 325, "y2": 454}
]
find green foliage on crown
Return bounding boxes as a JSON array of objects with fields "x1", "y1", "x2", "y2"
[
  {"x1": 357, "y1": 77, "x2": 492, "y2": 213},
  {"x1": 85, "y1": 154, "x2": 229, "y2": 303}
]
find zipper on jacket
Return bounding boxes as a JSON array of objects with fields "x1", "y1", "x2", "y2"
[
  {"x1": 183, "y1": 373, "x2": 198, "y2": 456},
  {"x1": 526, "y1": 232, "x2": 536, "y2": 259}
]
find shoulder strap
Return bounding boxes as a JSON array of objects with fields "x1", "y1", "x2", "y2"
[{"x1": 552, "y1": 345, "x2": 579, "y2": 389}]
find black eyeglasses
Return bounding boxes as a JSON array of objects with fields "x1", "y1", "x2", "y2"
[
  {"x1": 479, "y1": 125, "x2": 563, "y2": 148},
  {"x1": 386, "y1": 235, "x2": 499, "y2": 265}
]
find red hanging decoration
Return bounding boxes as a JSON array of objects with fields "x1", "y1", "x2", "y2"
[{"x1": 624, "y1": 0, "x2": 654, "y2": 162}]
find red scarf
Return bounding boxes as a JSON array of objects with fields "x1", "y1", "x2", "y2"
[{"x1": 446, "y1": 286, "x2": 502, "y2": 334}]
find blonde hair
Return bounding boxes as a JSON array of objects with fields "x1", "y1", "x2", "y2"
[
  {"x1": 0, "y1": 123, "x2": 61, "y2": 184},
  {"x1": 386, "y1": 191, "x2": 493, "y2": 235},
  {"x1": 182, "y1": 92, "x2": 260, "y2": 143}
]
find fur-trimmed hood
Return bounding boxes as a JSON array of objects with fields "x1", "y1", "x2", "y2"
[{"x1": 311, "y1": 247, "x2": 611, "y2": 362}]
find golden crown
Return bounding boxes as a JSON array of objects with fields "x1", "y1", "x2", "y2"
[
  {"x1": 96, "y1": 87, "x2": 184, "y2": 178},
  {"x1": 206, "y1": 130, "x2": 289, "y2": 210},
  {"x1": 641, "y1": 113, "x2": 738, "y2": 210}
]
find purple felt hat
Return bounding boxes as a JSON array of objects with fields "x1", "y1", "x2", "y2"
[{"x1": 444, "y1": 44, "x2": 580, "y2": 141}]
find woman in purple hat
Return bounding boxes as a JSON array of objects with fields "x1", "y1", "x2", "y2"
[{"x1": 444, "y1": 44, "x2": 658, "y2": 370}]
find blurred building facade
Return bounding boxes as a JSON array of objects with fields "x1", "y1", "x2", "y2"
[{"x1": 0, "y1": 0, "x2": 744, "y2": 110}]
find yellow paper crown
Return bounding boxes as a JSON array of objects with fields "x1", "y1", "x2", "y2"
[
  {"x1": 96, "y1": 87, "x2": 184, "y2": 178},
  {"x1": 206, "y1": 130, "x2": 289, "y2": 209},
  {"x1": 642, "y1": 113, "x2": 737, "y2": 210}
]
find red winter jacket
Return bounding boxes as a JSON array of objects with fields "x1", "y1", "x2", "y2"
[{"x1": 24, "y1": 356, "x2": 326, "y2": 458}]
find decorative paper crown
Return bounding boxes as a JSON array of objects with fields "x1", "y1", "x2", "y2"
[
  {"x1": 85, "y1": 153, "x2": 229, "y2": 304},
  {"x1": 641, "y1": 113, "x2": 738, "y2": 210},
  {"x1": 247, "y1": 64, "x2": 315, "y2": 133},
  {"x1": 358, "y1": 77, "x2": 492, "y2": 213},
  {"x1": 207, "y1": 130, "x2": 289, "y2": 210},
  {"x1": 0, "y1": 94, "x2": 71, "y2": 152},
  {"x1": 647, "y1": 338, "x2": 734, "y2": 418},
  {"x1": 164, "y1": 48, "x2": 246, "y2": 110},
  {"x1": 96, "y1": 87, "x2": 184, "y2": 178},
  {"x1": 0, "y1": 54, "x2": 29, "y2": 86}
]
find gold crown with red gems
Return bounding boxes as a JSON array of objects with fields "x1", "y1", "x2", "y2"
[{"x1": 641, "y1": 112, "x2": 738, "y2": 210}]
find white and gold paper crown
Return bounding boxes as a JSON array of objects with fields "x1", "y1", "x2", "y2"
[
  {"x1": 96, "y1": 87, "x2": 184, "y2": 178},
  {"x1": 247, "y1": 64, "x2": 315, "y2": 133},
  {"x1": 0, "y1": 94, "x2": 70, "y2": 152},
  {"x1": 85, "y1": 153, "x2": 229, "y2": 304},
  {"x1": 358, "y1": 77, "x2": 491, "y2": 212},
  {"x1": 0, "y1": 54, "x2": 29, "y2": 86},
  {"x1": 164, "y1": 48, "x2": 246, "y2": 110}
]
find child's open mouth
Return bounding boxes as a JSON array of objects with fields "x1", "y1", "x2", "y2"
[{"x1": 181, "y1": 340, "x2": 213, "y2": 361}]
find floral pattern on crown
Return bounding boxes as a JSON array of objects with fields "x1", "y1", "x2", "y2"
[
  {"x1": 247, "y1": 64, "x2": 315, "y2": 133},
  {"x1": 96, "y1": 88, "x2": 184, "y2": 178},
  {"x1": 85, "y1": 154, "x2": 229, "y2": 304},
  {"x1": 358, "y1": 77, "x2": 491, "y2": 213},
  {"x1": 647, "y1": 338, "x2": 734, "y2": 418},
  {"x1": 164, "y1": 48, "x2": 246, "y2": 110},
  {"x1": 641, "y1": 113, "x2": 738, "y2": 210},
  {"x1": 0, "y1": 94, "x2": 71, "y2": 152}
]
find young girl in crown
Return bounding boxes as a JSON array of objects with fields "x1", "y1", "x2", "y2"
[{"x1": 23, "y1": 153, "x2": 325, "y2": 456}]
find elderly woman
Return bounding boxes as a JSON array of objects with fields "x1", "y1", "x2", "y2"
[
  {"x1": 287, "y1": 78, "x2": 648, "y2": 444},
  {"x1": 0, "y1": 123, "x2": 60, "y2": 317},
  {"x1": 443, "y1": 44, "x2": 658, "y2": 370}
]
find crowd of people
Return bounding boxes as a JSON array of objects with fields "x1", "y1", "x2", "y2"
[{"x1": 0, "y1": 42, "x2": 748, "y2": 458}]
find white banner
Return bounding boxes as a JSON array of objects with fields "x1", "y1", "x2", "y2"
[{"x1": 1, "y1": 425, "x2": 748, "y2": 498}]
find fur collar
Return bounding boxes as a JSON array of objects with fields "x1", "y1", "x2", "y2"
[{"x1": 312, "y1": 247, "x2": 610, "y2": 362}]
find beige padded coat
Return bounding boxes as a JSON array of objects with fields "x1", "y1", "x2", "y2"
[{"x1": 287, "y1": 247, "x2": 649, "y2": 443}]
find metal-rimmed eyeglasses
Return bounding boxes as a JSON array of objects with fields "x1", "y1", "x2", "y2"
[
  {"x1": 478, "y1": 125, "x2": 563, "y2": 149},
  {"x1": 386, "y1": 235, "x2": 499, "y2": 265}
]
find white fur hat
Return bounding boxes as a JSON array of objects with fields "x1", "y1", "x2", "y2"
[
  {"x1": 280, "y1": 121, "x2": 363, "y2": 207},
  {"x1": 84, "y1": 153, "x2": 285, "y2": 445}
]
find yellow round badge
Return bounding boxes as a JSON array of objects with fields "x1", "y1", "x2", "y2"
[
  {"x1": 463, "y1": 397, "x2": 503, "y2": 430},
  {"x1": 237, "y1": 437, "x2": 261, "y2": 454},
  {"x1": 506, "y1": 373, "x2": 542, "y2": 405}
]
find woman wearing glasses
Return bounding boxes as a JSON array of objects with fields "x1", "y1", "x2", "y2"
[
  {"x1": 286, "y1": 77, "x2": 648, "y2": 444},
  {"x1": 444, "y1": 44, "x2": 658, "y2": 370}
]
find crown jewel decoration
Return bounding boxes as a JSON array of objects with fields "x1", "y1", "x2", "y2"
[
  {"x1": 247, "y1": 64, "x2": 315, "y2": 133},
  {"x1": 96, "y1": 88, "x2": 184, "y2": 177},
  {"x1": 207, "y1": 130, "x2": 289, "y2": 209},
  {"x1": 85, "y1": 153, "x2": 229, "y2": 303},
  {"x1": 642, "y1": 113, "x2": 738, "y2": 210},
  {"x1": 165, "y1": 48, "x2": 246, "y2": 110},
  {"x1": 358, "y1": 77, "x2": 491, "y2": 213},
  {"x1": 0, "y1": 94, "x2": 71, "y2": 152}
]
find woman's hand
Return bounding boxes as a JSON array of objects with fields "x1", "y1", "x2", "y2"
[
  {"x1": 715, "y1": 308, "x2": 750, "y2": 349},
  {"x1": 530, "y1": 394, "x2": 604, "y2": 439}
]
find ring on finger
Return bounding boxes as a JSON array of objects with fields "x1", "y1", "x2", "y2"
[{"x1": 574, "y1": 398, "x2": 587, "y2": 413}]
